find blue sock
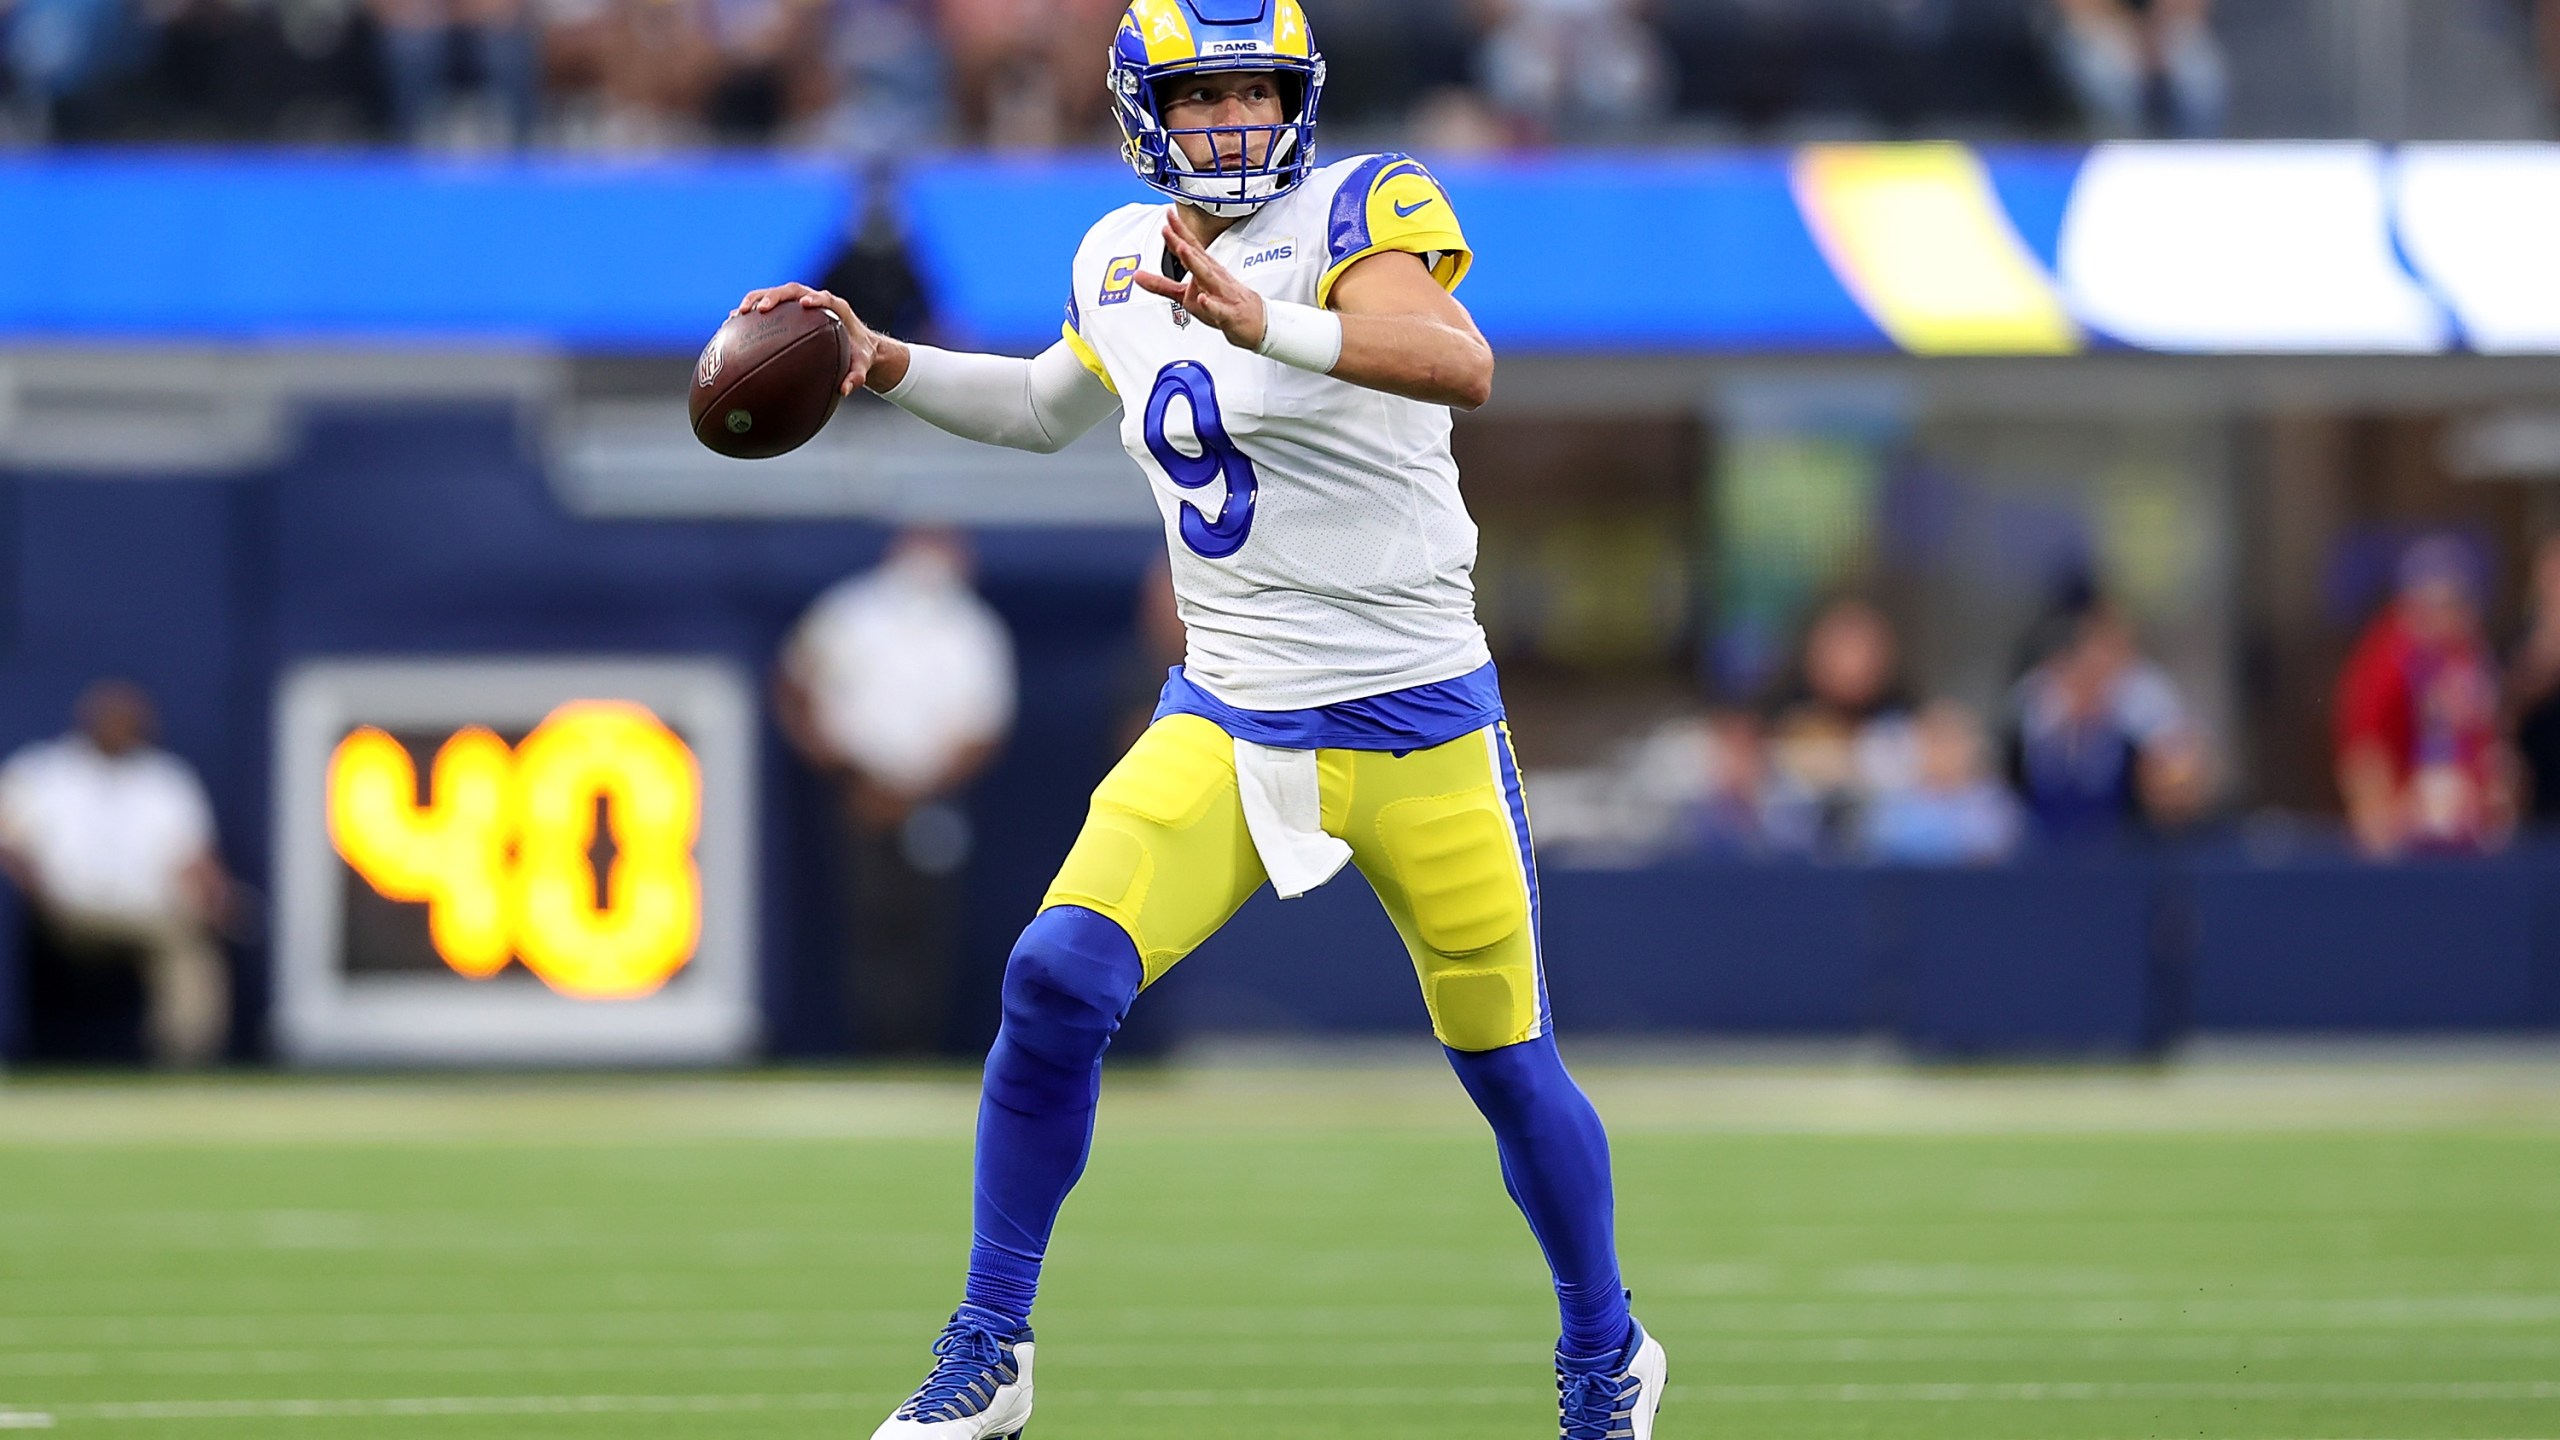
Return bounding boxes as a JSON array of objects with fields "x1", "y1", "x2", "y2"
[
  {"x1": 1445, "y1": 1033, "x2": 1634, "y2": 1368},
  {"x1": 963, "y1": 906, "x2": 1145, "y2": 1330}
]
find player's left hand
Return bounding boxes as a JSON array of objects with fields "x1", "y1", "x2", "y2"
[{"x1": 1133, "y1": 220, "x2": 1269, "y2": 350}]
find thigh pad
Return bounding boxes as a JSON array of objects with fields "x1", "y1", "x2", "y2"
[
  {"x1": 1043, "y1": 714, "x2": 1264, "y2": 984},
  {"x1": 1342, "y1": 727, "x2": 1545, "y2": 1052}
]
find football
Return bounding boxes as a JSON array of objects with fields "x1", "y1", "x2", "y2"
[{"x1": 689, "y1": 303, "x2": 854, "y2": 459}]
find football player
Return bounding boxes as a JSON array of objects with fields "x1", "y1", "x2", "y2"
[{"x1": 737, "y1": 2, "x2": 1664, "y2": 1436}]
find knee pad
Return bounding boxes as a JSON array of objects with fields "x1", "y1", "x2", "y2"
[
  {"x1": 1444, "y1": 1032, "x2": 1566, "y2": 1128},
  {"x1": 986, "y1": 907, "x2": 1145, "y2": 1114},
  {"x1": 999, "y1": 905, "x2": 1146, "y2": 1053}
]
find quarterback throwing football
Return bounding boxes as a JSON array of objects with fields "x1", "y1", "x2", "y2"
[{"x1": 739, "y1": 2, "x2": 1665, "y2": 1436}]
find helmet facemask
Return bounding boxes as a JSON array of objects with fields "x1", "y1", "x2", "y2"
[{"x1": 1111, "y1": 50, "x2": 1325, "y2": 217}]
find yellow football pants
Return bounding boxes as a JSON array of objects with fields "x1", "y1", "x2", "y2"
[{"x1": 1039, "y1": 712, "x2": 1549, "y2": 1052}]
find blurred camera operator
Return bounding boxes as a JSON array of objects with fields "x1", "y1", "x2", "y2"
[{"x1": 0, "y1": 681, "x2": 231, "y2": 1067}]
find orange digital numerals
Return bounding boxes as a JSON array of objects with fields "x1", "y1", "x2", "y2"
[{"x1": 326, "y1": 701, "x2": 703, "y2": 1000}]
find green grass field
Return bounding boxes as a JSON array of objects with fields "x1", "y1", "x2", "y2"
[{"x1": 2, "y1": 1056, "x2": 2557, "y2": 1438}]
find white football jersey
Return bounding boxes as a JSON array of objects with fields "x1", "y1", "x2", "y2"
[{"x1": 1062, "y1": 153, "x2": 1491, "y2": 711}]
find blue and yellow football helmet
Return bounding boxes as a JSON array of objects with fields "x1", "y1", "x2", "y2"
[{"x1": 1109, "y1": 0, "x2": 1325, "y2": 217}]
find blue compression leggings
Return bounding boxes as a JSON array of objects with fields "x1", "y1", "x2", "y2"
[{"x1": 963, "y1": 905, "x2": 1633, "y2": 1363}]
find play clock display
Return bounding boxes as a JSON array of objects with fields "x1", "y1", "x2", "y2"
[{"x1": 273, "y1": 658, "x2": 758, "y2": 1065}]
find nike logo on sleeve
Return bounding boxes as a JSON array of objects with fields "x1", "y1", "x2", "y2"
[{"x1": 1393, "y1": 197, "x2": 1436, "y2": 218}]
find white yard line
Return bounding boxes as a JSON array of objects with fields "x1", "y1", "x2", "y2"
[
  {"x1": 13, "y1": 1329, "x2": 2560, "y2": 1378},
  {"x1": 14, "y1": 1380, "x2": 2560, "y2": 1423},
  {"x1": 0, "y1": 1309, "x2": 929, "y2": 1347},
  {"x1": 14, "y1": 1291, "x2": 2560, "y2": 1351},
  {"x1": 36, "y1": 1393, "x2": 866, "y2": 1422},
  {"x1": 1104, "y1": 1381, "x2": 2560, "y2": 1404},
  {"x1": 1664, "y1": 1381, "x2": 2560, "y2": 1403}
]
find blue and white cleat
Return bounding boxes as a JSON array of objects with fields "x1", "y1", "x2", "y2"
[
  {"x1": 870, "y1": 1307, "x2": 1035, "y2": 1440},
  {"x1": 1556, "y1": 1321, "x2": 1667, "y2": 1440}
]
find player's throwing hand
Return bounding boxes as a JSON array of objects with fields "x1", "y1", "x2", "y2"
[
  {"x1": 733, "y1": 282, "x2": 883, "y2": 395},
  {"x1": 1132, "y1": 221, "x2": 1270, "y2": 351}
]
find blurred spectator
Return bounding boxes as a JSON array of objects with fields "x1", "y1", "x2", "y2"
[
  {"x1": 118, "y1": 0, "x2": 372, "y2": 144},
  {"x1": 775, "y1": 528, "x2": 1015, "y2": 1056},
  {"x1": 1471, "y1": 0, "x2": 1670, "y2": 143},
  {"x1": 1684, "y1": 708, "x2": 1770, "y2": 855},
  {"x1": 371, "y1": 0, "x2": 539, "y2": 147},
  {"x1": 2, "y1": 0, "x2": 132, "y2": 140},
  {"x1": 817, "y1": 0, "x2": 946, "y2": 157},
  {"x1": 1675, "y1": 706, "x2": 1817, "y2": 856},
  {"x1": 0, "y1": 0, "x2": 2204, "y2": 150},
  {"x1": 2335, "y1": 536, "x2": 2511, "y2": 857},
  {"x1": 1408, "y1": 83, "x2": 1510, "y2": 154},
  {"x1": 702, "y1": 0, "x2": 830, "y2": 142},
  {"x1": 1607, "y1": 708, "x2": 1800, "y2": 859},
  {"x1": 1764, "y1": 594, "x2": 1920, "y2": 855},
  {"x1": 2049, "y1": 0, "x2": 2225, "y2": 137},
  {"x1": 1520, "y1": 705, "x2": 1805, "y2": 866},
  {"x1": 1862, "y1": 699, "x2": 2021, "y2": 865},
  {"x1": 2006, "y1": 595, "x2": 2207, "y2": 843},
  {"x1": 936, "y1": 0, "x2": 1118, "y2": 148},
  {"x1": 0, "y1": 681, "x2": 230, "y2": 1067},
  {"x1": 545, "y1": 0, "x2": 723, "y2": 150},
  {"x1": 2506, "y1": 532, "x2": 2560, "y2": 826},
  {"x1": 816, "y1": 172, "x2": 933, "y2": 343}
]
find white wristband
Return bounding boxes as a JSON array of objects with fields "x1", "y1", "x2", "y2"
[{"x1": 1254, "y1": 299, "x2": 1343, "y2": 375}]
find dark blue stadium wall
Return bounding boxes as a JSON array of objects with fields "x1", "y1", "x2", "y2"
[
  {"x1": 3, "y1": 408, "x2": 2558, "y2": 1061},
  {"x1": 1163, "y1": 852, "x2": 2560, "y2": 1054},
  {"x1": 0, "y1": 403, "x2": 1162, "y2": 1060}
]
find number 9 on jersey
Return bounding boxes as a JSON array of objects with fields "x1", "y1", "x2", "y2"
[{"x1": 1142, "y1": 361, "x2": 1259, "y2": 560}]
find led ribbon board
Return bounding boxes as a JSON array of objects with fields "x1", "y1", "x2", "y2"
[
  {"x1": 274, "y1": 658, "x2": 757, "y2": 1065},
  {"x1": 11, "y1": 146, "x2": 2560, "y2": 353}
]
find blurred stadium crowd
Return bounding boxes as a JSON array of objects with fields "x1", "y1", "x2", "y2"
[
  {"x1": 1547, "y1": 529, "x2": 2560, "y2": 868},
  {"x1": 2, "y1": 0, "x2": 2555, "y2": 152}
]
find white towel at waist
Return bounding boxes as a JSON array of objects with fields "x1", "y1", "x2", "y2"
[{"x1": 1232, "y1": 739, "x2": 1354, "y2": 899}]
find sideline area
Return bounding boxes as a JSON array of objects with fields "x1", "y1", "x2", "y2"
[{"x1": 3, "y1": 1045, "x2": 2557, "y2": 1144}]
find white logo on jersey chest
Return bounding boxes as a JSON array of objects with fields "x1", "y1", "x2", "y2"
[{"x1": 1238, "y1": 237, "x2": 1298, "y2": 270}]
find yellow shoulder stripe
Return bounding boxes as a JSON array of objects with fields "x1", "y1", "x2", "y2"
[{"x1": 1062, "y1": 320, "x2": 1116, "y2": 394}]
